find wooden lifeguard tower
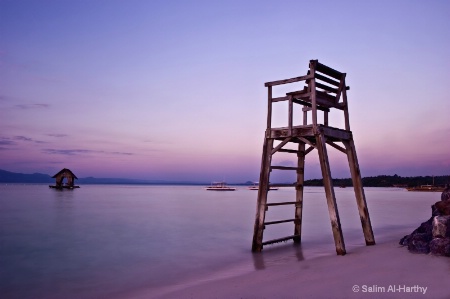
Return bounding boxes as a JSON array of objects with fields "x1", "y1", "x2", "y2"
[
  {"x1": 49, "y1": 168, "x2": 80, "y2": 189},
  {"x1": 252, "y1": 60, "x2": 375, "y2": 255}
]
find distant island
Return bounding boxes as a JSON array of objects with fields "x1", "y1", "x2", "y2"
[
  {"x1": 304, "y1": 174, "x2": 449, "y2": 188},
  {"x1": 0, "y1": 169, "x2": 448, "y2": 187},
  {"x1": 0, "y1": 169, "x2": 204, "y2": 185}
]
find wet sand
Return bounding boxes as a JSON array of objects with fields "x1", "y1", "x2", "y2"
[{"x1": 131, "y1": 235, "x2": 450, "y2": 299}]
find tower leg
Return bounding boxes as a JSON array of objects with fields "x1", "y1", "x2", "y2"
[
  {"x1": 294, "y1": 142, "x2": 306, "y2": 243},
  {"x1": 252, "y1": 137, "x2": 274, "y2": 252},
  {"x1": 316, "y1": 133, "x2": 346, "y2": 255},
  {"x1": 343, "y1": 139, "x2": 375, "y2": 246}
]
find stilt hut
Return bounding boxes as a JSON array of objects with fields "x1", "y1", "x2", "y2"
[{"x1": 49, "y1": 168, "x2": 80, "y2": 189}]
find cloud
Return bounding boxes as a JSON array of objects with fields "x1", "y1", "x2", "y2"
[
  {"x1": 43, "y1": 149, "x2": 133, "y2": 156},
  {"x1": 47, "y1": 133, "x2": 68, "y2": 138},
  {"x1": 15, "y1": 103, "x2": 50, "y2": 109},
  {"x1": 0, "y1": 138, "x2": 15, "y2": 146},
  {"x1": 14, "y1": 136, "x2": 33, "y2": 142},
  {"x1": 13, "y1": 136, "x2": 47, "y2": 144}
]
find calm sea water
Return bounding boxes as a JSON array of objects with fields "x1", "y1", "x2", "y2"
[{"x1": 0, "y1": 184, "x2": 442, "y2": 299}]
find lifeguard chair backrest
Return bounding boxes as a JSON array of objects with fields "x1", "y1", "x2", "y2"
[{"x1": 307, "y1": 60, "x2": 348, "y2": 109}]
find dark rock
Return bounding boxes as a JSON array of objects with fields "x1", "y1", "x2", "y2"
[
  {"x1": 406, "y1": 233, "x2": 432, "y2": 254},
  {"x1": 400, "y1": 188, "x2": 450, "y2": 257},
  {"x1": 432, "y1": 216, "x2": 450, "y2": 238},
  {"x1": 441, "y1": 184, "x2": 450, "y2": 201},
  {"x1": 399, "y1": 216, "x2": 433, "y2": 245},
  {"x1": 429, "y1": 238, "x2": 450, "y2": 256},
  {"x1": 435, "y1": 201, "x2": 450, "y2": 216}
]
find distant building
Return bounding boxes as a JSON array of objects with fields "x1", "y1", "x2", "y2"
[{"x1": 49, "y1": 168, "x2": 80, "y2": 189}]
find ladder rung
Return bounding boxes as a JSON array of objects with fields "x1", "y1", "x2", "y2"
[
  {"x1": 262, "y1": 234, "x2": 301, "y2": 246},
  {"x1": 264, "y1": 218, "x2": 295, "y2": 225},
  {"x1": 277, "y1": 149, "x2": 299, "y2": 154},
  {"x1": 266, "y1": 201, "x2": 298, "y2": 206},
  {"x1": 271, "y1": 166, "x2": 298, "y2": 171},
  {"x1": 269, "y1": 183, "x2": 298, "y2": 188}
]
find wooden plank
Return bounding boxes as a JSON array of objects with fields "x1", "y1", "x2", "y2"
[
  {"x1": 288, "y1": 96, "x2": 293, "y2": 134},
  {"x1": 305, "y1": 146, "x2": 315, "y2": 155},
  {"x1": 267, "y1": 86, "x2": 272, "y2": 129},
  {"x1": 295, "y1": 142, "x2": 306, "y2": 243},
  {"x1": 264, "y1": 219, "x2": 295, "y2": 226},
  {"x1": 269, "y1": 183, "x2": 298, "y2": 187},
  {"x1": 296, "y1": 136, "x2": 315, "y2": 147},
  {"x1": 289, "y1": 87, "x2": 339, "y2": 109},
  {"x1": 292, "y1": 99, "x2": 330, "y2": 112},
  {"x1": 270, "y1": 125, "x2": 316, "y2": 139},
  {"x1": 287, "y1": 89, "x2": 309, "y2": 96},
  {"x1": 309, "y1": 61, "x2": 318, "y2": 126},
  {"x1": 315, "y1": 61, "x2": 343, "y2": 80},
  {"x1": 326, "y1": 140, "x2": 346, "y2": 154},
  {"x1": 316, "y1": 90, "x2": 338, "y2": 104},
  {"x1": 266, "y1": 201, "x2": 298, "y2": 207},
  {"x1": 271, "y1": 137, "x2": 292, "y2": 155},
  {"x1": 252, "y1": 138, "x2": 274, "y2": 252},
  {"x1": 303, "y1": 105, "x2": 308, "y2": 125},
  {"x1": 277, "y1": 149, "x2": 298, "y2": 154},
  {"x1": 262, "y1": 234, "x2": 301, "y2": 245},
  {"x1": 334, "y1": 73, "x2": 346, "y2": 103},
  {"x1": 342, "y1": 83, "x2": 350, "y2": 131},
  {"x1": 316, "y1": 133, "x2": 346, "y2": 255},
  {"x1": 320, "y1": 126, "x2": 352, "y2": 140},
  {"x1": 270, "y1": 166, "x2": 298, "y2": 171},
  {"x1": 315, "y1": 73, "x2": 341, "y2": 86},
  {"x1": 271, "y1": 96, "x2": 290, "y2": 102},
  {"x1": 343, "y1": 139, "x2": 375, "y2": 246},
  {"x1": 316, "y1": 82, "x2": 338, "y2": 94},
  {"x1": 264, "y1": 74, "x2": 313, "y2": 87}
]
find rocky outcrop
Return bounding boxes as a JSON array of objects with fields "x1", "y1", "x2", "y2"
[{"x1": 400, "y1": 189, "x2": 450, "y2": 257}]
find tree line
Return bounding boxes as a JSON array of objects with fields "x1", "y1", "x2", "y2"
[{"x1": 304, "y1": 175, "x2": 450, "y2": 187}]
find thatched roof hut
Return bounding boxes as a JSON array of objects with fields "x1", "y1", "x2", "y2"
[{"x1": 50, "y1": 168, "x2": 79, "y2": 189}]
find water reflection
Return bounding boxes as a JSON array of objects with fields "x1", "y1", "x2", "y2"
[{"x1": 252, "y1": 243, "x2": 304, "y2": 270}]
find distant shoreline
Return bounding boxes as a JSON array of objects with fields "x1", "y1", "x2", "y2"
[{"x1": 0, "y1": 169, "x2": 449, "y2": 187}]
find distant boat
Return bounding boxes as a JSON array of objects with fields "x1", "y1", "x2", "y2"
[
  {"x1": 406, "y1": 185, "x2": 445, "y2": 192},
  {"x1": 205, "y1": 182, "x2": 236, "y2": 191},
  {"x1": 406, "y1": 176, "x2": 445, "y2": 192},
  {"x1": 247, "y1": 182, "x2": 279, "y2": 191}
]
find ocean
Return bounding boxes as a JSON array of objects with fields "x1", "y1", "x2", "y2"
[{"x1": 0, "y1": 184, "x2": 442, "y2": 299}]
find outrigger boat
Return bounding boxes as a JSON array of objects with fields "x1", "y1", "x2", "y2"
[
  {"x1": 205, "y1": 182, "x2": 236, "y2": 191},
  {"x1": 406, "y1": 185, "x2": 445, "y2": 192},
  {"x1": 406, "y1": 176, "x2": 446, "y2": 192}
]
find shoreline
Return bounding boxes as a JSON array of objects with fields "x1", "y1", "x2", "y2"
[{"x1": 125, "y1": 230, "x2": 450, "y2": 299}]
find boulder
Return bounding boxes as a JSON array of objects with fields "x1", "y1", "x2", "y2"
[
  {"x1": 406, "y1": 233, "x2": 432, "y2": 254},
  {"x1": 400, "y1": 187, "x2": 450, "y2": 257},
  {"x1": 435, "y1": 200, "x2": 450, "y2": 216},
  {"x1": 429, "y1": 238, "x2": 450, "y2": 256},
  {"x1": 441, "y1": 184, "x2": 450, "y2": 201},
  {"x1": 432, "y1": 216, "x2": 450, "y2": 238}
]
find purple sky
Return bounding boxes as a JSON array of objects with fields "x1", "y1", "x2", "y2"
[{"x1": 1, "y1": 0, "x2": 449, "y2": 182}]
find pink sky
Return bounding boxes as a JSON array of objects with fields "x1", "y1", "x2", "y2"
[{"x1": 1, "y1": 0, "x2": 449, "y2": 182}]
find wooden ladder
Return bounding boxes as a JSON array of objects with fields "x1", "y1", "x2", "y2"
[{"x1": 251, "y1": 137, "x2": 307, "y2": 251}]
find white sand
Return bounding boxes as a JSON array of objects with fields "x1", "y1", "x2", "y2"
[{"x1": 131, "y1": 237, "x2": 450, "y2": 299}]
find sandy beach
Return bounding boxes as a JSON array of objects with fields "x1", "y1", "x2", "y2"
[{"x1": 134, "y1": 231, "x2": 450, "y2": 299}]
